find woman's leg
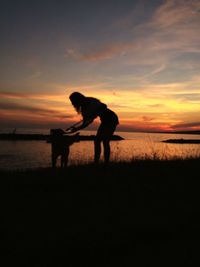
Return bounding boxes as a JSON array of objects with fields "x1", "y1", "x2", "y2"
[
  {"x1": 103, "y1": 140, "x2": 110, "y2": 163},
  {"x1": 102, "y1": 124, "x2": 117, "y2": 163},
  {"x1": 95, "y1": 124, "x2": 104, "y2": 164},
  {"x1": 94, "y1": 139, "x2": 101, "y2": 164},
  {"x1": 95, "y1": 122, "x2": 117, "y2": 164}
]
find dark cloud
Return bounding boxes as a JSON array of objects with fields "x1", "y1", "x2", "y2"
[
  {"x1": 0, "y1": 102, "x2": 72, "y2": 118},
  {"x1": 0, "y1": 117, "x2": 69, "y2": 130},
  {"x1": 0, "y1": 102, "x2": 54, "y2": 114},
  {"x1": 173, "y1": 93, "x2": 200, "y2": 101},
  {"x1": 0, "y1": 91, "x2": 29, "y2": 99},
  {"x1": 142, "y1": 116, "x2": 155, "y2": 122},
  {"x1": 172, "y1": 121, "x2": 200, "y2": 129}
]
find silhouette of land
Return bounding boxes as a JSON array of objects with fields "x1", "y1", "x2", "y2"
[
  {"x1": 162, "y1": 139, "x2": 200, "y2": 144},
  {"x1": 0, "y1": 133, "x2": 124, "y2": 141},
  {"x1": 1, "y1": 158, "x2": 200, "y2": 266},
  {"x1": 159, "y1": 130, "x2": 200, "y2": 135}
]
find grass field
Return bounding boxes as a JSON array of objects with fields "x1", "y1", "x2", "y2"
[{"x1": 1, "y1": 158, "x2": 200, "y2": 266}]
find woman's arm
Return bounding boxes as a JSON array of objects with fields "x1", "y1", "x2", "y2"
[{"x1": 69, "y1": 118, "x2": 94, "y2": 132}]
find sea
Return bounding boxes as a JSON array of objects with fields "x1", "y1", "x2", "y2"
[{"x1": 0, "y1": 128, "x2": 200, "y2": 170}]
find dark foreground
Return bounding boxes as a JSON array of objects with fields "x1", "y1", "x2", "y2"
[{"x1": 1, "y1": 159, "x2": 200, "y2": 266}]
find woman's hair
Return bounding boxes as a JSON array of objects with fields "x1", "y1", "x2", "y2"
[
  {"x1": 69, "y1": 92, "x2": 103, "y2": 116},
  {"x1": 69, "y1": 92, "x2": 86, "y2": 114}
]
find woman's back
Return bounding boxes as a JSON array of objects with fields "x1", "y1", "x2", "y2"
[{"x1": 81, "y1": 97, "x2": 107, "y2": 120}]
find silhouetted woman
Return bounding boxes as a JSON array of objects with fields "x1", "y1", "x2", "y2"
[{"x1": 68, "y1": 92, "x2": 119, "y2": 164}]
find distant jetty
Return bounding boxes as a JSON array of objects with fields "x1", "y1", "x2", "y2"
[
  {"x1": 0, "y1": 133, "x2": 124, "y2": 141},
  {"x1": 162, "y1": 139, "x2": 200, "y2": 144}
]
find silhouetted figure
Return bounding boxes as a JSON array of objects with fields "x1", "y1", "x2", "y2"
[
  {"x1": 68, "y1": 92, "x2": 119, "y2": 164},
  {"x1": 50, "y1": 129, "x2": 79, "y2": 168}
]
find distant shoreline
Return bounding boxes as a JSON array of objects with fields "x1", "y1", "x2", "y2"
[
  {"x1": 158, "y1": 130, "x2": 200, "y2": 135},
  {"x1": 0, "y1": 133, "x2": 124, "y2": 141},
  {"x1": 162, "y1": 139, "x2": 200, "y2": 144}
]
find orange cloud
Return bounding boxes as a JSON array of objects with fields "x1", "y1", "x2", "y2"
[
  {"x1": 171, "y1": 121, "x2": 200, "y2": 131},
  {"x1": 0, "y1": 91, "x2": 29, "y2": 99},
  {"x1": 65, "y1": 42, "x2": 138, "y2": 62},
  {"x1": 118, "y1": 118, "x2": 173, "y2": 132},
  {"x1": 0, "y1": 101, "x2": 73, "y2": 119}
]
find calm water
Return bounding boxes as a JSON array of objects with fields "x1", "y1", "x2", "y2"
[{"x1": 0, "y1": 130, "x2": 200, "y2": 170}]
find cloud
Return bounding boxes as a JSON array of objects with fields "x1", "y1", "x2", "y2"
[
  {"x1": 152, "y1": 0, "x2": 200, "y2": 29},
  {"x1": 65, "y1": 0, "x2": 200, "y2": 68},
  {"x1": 0, "y1": 91, "x2": 29, "y2": 99},
  {"x1": 118, "y1": 119, "x2": 173, "y2": 132},
  {"x1": 146, "y1": 1, "x2": 200, "y2": 57},
  {"x1": 171, "y1": 121, "x2": 200, "y2": 130},
  {"x1": 141, "y1": 116, "x2": 155, "y2": 122},
  {"x1": 0, "y1": 116, "x2": 75, "y2": 130},
  {"x1": 172, "y1": 93, "x2": 200, "y2": 102},
  {"x1": 0, "y1": 101, "x2": 72, "y2": 118},
  {"x1": 146, "y1": 104, "x2": 165, "y2": 108},
  {"x1": 65, "y1": 43, "x2": 137, "y2": 62},
  {"x1": 0, "y1": 90, "x2": 69, "y2": 105}
]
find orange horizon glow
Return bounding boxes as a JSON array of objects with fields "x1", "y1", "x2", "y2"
[{"x1": 0, "y1": 87, "x2": 199, "y2": 132}]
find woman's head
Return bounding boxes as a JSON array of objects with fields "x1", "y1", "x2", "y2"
[{"x1": 69, "y1": 92, "x2": 86, "y2": 113}]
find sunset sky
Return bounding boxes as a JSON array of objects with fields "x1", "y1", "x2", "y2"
[{"x1": 0, "y1": 0, "x2": 200, "y2": 132}]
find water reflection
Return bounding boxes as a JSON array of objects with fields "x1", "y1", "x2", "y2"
[{"x1": 0, "y1": 132, "x2": 200, "y2": 170}]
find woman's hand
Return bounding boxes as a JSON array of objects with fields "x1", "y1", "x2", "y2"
[
  {"x1": 69, "y1": 126, "x2": 77, "y2": 133},
  {"x1": 65, "y1": 126, "x2": 78, "y2": 133}
]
